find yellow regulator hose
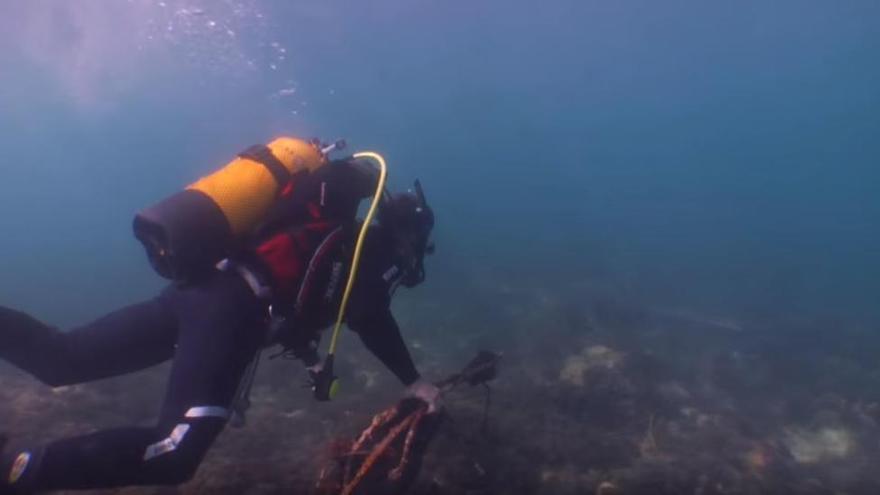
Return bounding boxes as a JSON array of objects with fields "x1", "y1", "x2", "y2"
[{"x1": 314, "y1": 151, "x2": 388, "y2": 401}]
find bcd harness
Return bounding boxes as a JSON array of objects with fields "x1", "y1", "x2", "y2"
[{"x1": 220, "y1": 220, "x2": 349, "y2": 427}]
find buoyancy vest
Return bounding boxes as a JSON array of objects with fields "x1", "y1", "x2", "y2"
[
  {"x1": 249, "y1": 220, "x2": 350, "y2": 323},
  {"x1": 244, "y1": 159, "x2": 377, "y2": 321}
]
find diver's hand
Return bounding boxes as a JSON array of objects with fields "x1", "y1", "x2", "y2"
[{"x1": 406, "y1": 378, "x2": 441, "y2": 414}]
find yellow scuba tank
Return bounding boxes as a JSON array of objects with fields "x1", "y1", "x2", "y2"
[{"x1": 134, "y1": 137, "x2": 328, "y2": 282}]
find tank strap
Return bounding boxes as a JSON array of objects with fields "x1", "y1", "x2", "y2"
[{"x1": 238, "y1": 144, "x2": 292, "y2": 187}]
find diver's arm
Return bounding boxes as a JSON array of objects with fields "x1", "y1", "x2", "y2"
[
  {"x1": 350, "y1": 307, "x2": 440, "y2": 411},
  {"x1": 349, "y1": 307, "x2": 420, "y2": 386}
]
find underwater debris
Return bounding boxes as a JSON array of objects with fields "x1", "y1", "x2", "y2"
[
  {"x1": 650, "y1": 308, "x2": 744, "y2": 333},
  {"x1": 314, "y1": 400, "x2": 434, "y2": 495},
  {"x1": 316, "y1": 351, "x2": 501, "y2": 495}
]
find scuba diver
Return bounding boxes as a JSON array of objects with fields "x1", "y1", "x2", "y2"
[{"x1": 0, "y1": 137, "x2": 438, "y2": 493}]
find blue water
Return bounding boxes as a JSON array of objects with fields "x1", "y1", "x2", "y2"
[{"x1": 1, "y1": 0, "x2": 878, "y2": 329}]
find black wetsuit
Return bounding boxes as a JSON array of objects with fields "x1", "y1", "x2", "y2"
[{"x1": 0, "y1": 226, "x2": 420, "y2": 492}]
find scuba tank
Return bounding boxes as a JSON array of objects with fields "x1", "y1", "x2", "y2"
[{"x1": 133, "y1": 137, "x2": 339, "y2": 282}]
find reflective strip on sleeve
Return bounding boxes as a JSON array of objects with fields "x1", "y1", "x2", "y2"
[
  {"x1": 7, "y1": 452, "x2": 31, "y2": 484},
  {"x1": 184, "y1": 406, "x2": 230, "y2": 419},
  {"x1": 143, "y1": 424, "x2": 191, "y2": 461}
]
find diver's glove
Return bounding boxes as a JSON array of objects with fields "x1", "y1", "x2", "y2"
[{"x1": 406, "y1": 378, "x2": 441, "y2": 414}]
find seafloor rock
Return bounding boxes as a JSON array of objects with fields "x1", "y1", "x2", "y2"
[
  {"x1": 554, "y1": 344, "x2": 672, "y2": 431},
  {"x1": 559, "y1": 345, "x2": 624, "y2": 387},
  {"x1": 783, "y1": 426, "x2": 855, "y2": 464},
  {"x1": 595, "y1": 480, "x2": 622, "y2": 495}
]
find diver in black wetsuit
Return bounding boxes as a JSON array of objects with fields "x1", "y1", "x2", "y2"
[{"x1": 0, "y1": 158, "x2": 438, "y2": 493}]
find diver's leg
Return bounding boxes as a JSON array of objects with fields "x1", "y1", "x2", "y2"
[
  {"x1": 4, "y1": 271, "x2": 268, "y2": 491},
  {"x1": 0, "y1": 292, "x2": 178, "y2": 386}
]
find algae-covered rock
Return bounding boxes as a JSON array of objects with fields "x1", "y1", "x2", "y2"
[
  {"x1": 559, "y1": 345, "x2": 624, "y2": 387},
  {"x1": 784, "y1": 427, "x2": 855, "y2": 464}
]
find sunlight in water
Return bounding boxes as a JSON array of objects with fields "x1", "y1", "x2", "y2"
[{"x1": 6, "y1": 0, "x2": 304, "y2": 110}]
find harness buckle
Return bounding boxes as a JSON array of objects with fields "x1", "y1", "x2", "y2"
[{"x1": 217, "y1": 259, "x2": 273, "y2": 300}]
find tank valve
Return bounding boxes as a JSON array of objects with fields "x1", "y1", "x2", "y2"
[{"x1": 321, "y1": 139, "x2": 347, "y2": 156}]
